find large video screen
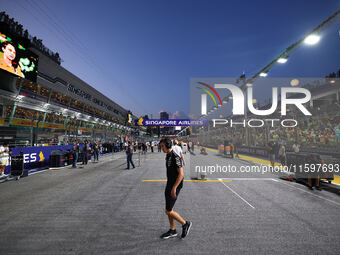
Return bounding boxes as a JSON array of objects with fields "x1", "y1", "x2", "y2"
[{"x1": 0, "y1": 31, "x2": 38, "y2": 82}]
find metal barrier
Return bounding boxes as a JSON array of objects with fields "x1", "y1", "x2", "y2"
[{"x1": 138, "y1": 152, "x2": 141, "y2": 167}]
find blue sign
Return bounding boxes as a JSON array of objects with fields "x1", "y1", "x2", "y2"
[
  {"x1": 4, "y1": 145, "x2": 77, "y2": 174},
  {"x1": 136, "y1": 118, "x2": 208, "y2": 127}
]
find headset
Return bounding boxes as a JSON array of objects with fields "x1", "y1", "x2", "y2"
[{"x1": 160, "y1": 138, "x2": 172, "y2": 149}]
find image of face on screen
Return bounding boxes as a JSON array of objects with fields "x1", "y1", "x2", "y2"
[{"x1": 0, "y1": 41, "x2": 24, "y2": 78}]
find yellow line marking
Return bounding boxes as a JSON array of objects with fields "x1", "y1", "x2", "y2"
[
  {"x1": 205, "y1": 147, "x2": 218, "y2": 153},
  {"x1": 204, "y1": 147, "x2": 281, "y2": 166},
  {"x1": 238, "y1": 154, "x2": 281, "y2": 167},
  {"x1": 332, "y1": 174, "x2": 340, "y2": 185},
  {"x1": 142, "y1": 179, "x2": 232, "y2": 182}
]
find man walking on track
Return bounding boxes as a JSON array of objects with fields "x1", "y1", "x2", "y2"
[
  {"x1": 159, "y1": 138, "x2": 192, "y2": 239},
  {"x1": 125, "y1": 141, "x2": 135, "y2": 169}
]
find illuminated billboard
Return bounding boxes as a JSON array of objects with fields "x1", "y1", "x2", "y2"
[
  {"x1": 0, "y1": 31, "x2": 38, "y2": 82},
  {"x1": 128, "y1": 113, "x2": 132, "y2": 124}
]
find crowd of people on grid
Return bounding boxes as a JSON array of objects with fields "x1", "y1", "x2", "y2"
[
  {"x1": 123, "y1": 140, "x2": 193, "y2": 170},
  {"x1": 70, "y1": 140, "x2": 125, "y2": 168}
]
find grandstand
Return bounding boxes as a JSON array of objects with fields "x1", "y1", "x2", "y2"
[
  {"x1": 196, "y1": 75, "x2": 340, "y2": 157},
  {"x1": 0, "y1": 15, "x2": 139, "y2": 146}
]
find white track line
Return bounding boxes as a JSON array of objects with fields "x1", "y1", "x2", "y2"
[
  {"x1": 276, "y1": 180, "x2": 340, "y2": 207},
  {"x1": 28, "y1": 169, "x2": 49, "y2": 175},
  {"x1": 218, "y1": 179, "x2": 255, "y2": 209}
]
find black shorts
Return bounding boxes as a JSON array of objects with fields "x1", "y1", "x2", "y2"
[{"x1": 164, "y1": 182, "x2": 183, "y2": 211}]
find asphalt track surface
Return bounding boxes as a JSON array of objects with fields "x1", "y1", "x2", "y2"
[{"x1": 1, "y1": 150, "x2": 340, "y2": 255}]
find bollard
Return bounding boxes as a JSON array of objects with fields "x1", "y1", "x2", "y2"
[{"x1": 138, "y1": 151, "x2": 141, "y2": 167}]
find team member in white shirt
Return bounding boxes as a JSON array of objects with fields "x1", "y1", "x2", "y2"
[
  {"x1": 172, "y1": 140, "x2": 185, "y2": 166},
  {"x1": 0, "y1": 142, "x2": 10, "y2": 177}
]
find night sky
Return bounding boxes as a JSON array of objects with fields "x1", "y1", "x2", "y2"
[{"x1": 2, "y1": 0, "x2": 340, "y2": 118}]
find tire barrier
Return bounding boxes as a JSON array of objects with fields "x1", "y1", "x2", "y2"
[
  {"x1": 217, "y1": 141, "x2": 234, "y2": 158},
  {"x1": 50, "y1": 150, "x2": 69, "y2": 168}
]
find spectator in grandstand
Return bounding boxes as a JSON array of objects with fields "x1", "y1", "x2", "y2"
[
  {"x1": 3, "y1": 13, "x2": 9, "y2": 23},
  {"x1": 72, "y1": 142, "x2": 80, "y2": 168},
  {"x1": 125, "y1": 142, "x2": 135, "y2": 169},
  {"x1": 0, "y1": 41, "x2": 25, "y2": 78},
  {"x1": 0, "y1": 142, "x2": 10, "y2": 177},
  {"x1": 292, "y1": 143, "x2": 300, "y2": 153},
  {"x1": 267, "y1": 141, "x2": 276, "y2": 167},
  {"x1": 0, "y1": 11, "x2": 6, "y2": 22},
  {"x1": 172, "y1": 140, "x2": 185, "y2": 166},
  {"x1": 278, "y1": 143, "x2": 286, "y2": 166}
]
